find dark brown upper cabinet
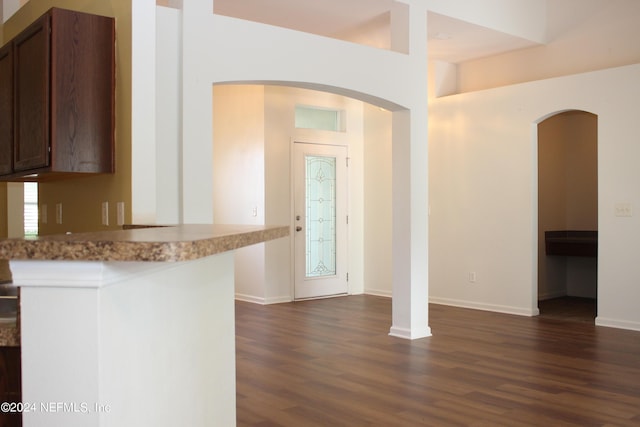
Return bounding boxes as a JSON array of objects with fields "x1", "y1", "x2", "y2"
[
  {"x1": 0, "y1": 44, "x2": 13, "y2": 176},
  {"x1": 0, "y1": 8, "x2": 115, "y2": 182}
]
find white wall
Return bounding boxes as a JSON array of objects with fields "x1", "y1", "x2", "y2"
[
  {"x1": 212, "y1": 85, "x2": 266, "y2": 301},
  {"x1": 427, "y1": 0, "x2": 546, "y2": 45},
  {"x1": 429, "y1": 63, "x2": 640, "y2": 330},
  {"x1": 363, "y1": 103, "x2": 393, "y2": 297}
]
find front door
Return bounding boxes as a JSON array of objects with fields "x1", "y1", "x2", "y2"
[{"x1": 293, "y1": 142, "x2": 348, "y2": 299}]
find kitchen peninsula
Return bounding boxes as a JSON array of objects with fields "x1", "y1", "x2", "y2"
[{"x1": 0, "y1": 224, "x2": 288, "y2": 427}]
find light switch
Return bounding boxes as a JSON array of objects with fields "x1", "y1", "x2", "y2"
[{"x1": 614, "y1": 202, "x2": 633, "y2": 217}]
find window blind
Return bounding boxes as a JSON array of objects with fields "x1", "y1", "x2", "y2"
[{"x1": 24, "y1": 182, "x2": 38, "y2": 236}]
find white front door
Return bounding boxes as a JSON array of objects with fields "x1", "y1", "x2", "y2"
[{"x1": 293, "y1": 142, "x2": 348, "y2": 299}]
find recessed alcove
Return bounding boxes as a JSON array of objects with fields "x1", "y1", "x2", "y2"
[{"x1": 537, "y1": 110, "x2": 598, "y2": 320}]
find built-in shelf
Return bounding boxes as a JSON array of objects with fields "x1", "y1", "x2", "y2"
[{"x1": 545, "y1": 230, "x2": 597, "y2": 257}]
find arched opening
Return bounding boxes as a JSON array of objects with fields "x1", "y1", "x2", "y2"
[
  {"x1": 211, "y1": 83, "x2": 394, "y2": 304},
  {"x1": 537, "y1": 110, "x2": 598, "y2": 322}
]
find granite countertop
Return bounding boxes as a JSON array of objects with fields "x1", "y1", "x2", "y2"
[
  {"x1": 0, "y1": 322, "x2": 19, "y2": 347},
  {"x1": 0, "y1": 224, "x2": 289, "y2": 347},
  {"x1": 0, "y1": 224, "x2": 289, "y2": 262}
]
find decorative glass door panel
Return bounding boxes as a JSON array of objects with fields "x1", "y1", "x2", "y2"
[{"x1": 305, "y1": 155, "x2": 337, "y2": 278}]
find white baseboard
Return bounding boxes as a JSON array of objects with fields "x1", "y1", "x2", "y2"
[
  {"x1": 429, "y1": 296, "x2": 538, "y2": 316},
  {"x1": 389, "y1": 325, "x2": 432, "y2": 340},
  {"x1": 265, "y1": 296, "x2": 293, "y2": 304},
  {"x1": 234, "y1": 293, "x2": 292, "y2": 305},
  {"x1": 364, "y1": 289, "x2": 392, "y2": 298},
  {"x1": 595, "y1": 317, "x2": 640, "y2": 332},
  {"x1": 237, "y1": 292, "x2": 640, "y2": 333},
  {"x1": 234, "y1": 294, "x2": 265, "y2": 304}
]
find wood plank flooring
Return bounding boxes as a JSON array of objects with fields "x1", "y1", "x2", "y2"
[
  {"x1": 538, "y1": 297, "x2": 596, "y2": 323},
  {"x1": 236, "y1": 295, "x2": 640, "y2": 426}
]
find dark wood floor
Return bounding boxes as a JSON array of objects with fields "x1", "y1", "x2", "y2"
[
  {"x1": 236, "y1": 295, "x2": 640, "y2": 426},
  {"x1": 538, "y1": 296, "x2": 596, "y2": 323}
]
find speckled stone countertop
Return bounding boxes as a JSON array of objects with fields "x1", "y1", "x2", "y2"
[
  {"x1": 0, "y1": 224, "x2": 289, "y2": 262},
  {"x1": 0, "y1": 322, "x2": 19, "y2": 347},
  {"x1": 0, "y1": 224, "x2": 288, "y2": 347}
]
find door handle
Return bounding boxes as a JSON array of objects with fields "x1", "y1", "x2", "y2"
[{"x1": 296, "y1": 226, "x2": 302, "y2": 232}]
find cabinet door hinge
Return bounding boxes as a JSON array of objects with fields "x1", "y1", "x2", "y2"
[
  {"x1": 346, "y1": 157, "x2": 350, "y2": 167},
  {"x1": 346, "y1": 272, "x2": 349, "y2": 282}
]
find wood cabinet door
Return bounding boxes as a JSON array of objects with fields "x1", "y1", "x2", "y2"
[
  {"x1": 0, "y1": 45, "x2": 13, "y2": 175},
  {"x1": 13, "y1": 14, "x2": 50, "y2": 173},
  {"x1": 50, "y1": 8, "x2": 115, "y2": 173}
]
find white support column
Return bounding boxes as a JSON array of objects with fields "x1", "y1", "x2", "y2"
[
  {"x1": 390, "y1": 2, "x2": 409, "y2": 54},
  {"x1": 156, "y1": 6, "x2": 185, "y2": 224},
  {"x1": 131, "y1": 0, "x2": 158, "y2": 224},
  {"x1": 181, "y1": 0, "x2": 215, "y2": 224},
  {"x1": 389, "y1": 1, "x2": 431, "y2": 340}
]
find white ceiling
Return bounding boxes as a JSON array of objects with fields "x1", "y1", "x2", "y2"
[
  {"x1": 214, "y1": 0, "x2": 395, "y2": 39},
  {"x1": 426, "y1": 12, "x2": 539, "y2": 63},
  {"x1": 213, "y1": 0, "x2": 541, "y2": 63}
]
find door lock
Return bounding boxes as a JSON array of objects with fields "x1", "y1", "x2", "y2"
[{"x1": 296, "y1": 226, "x2": 302, "y2": 232}]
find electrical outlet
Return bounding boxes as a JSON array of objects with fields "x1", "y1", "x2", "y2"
[
  {"x1": 117, "y1": 202, "x2": 125, "y2": 226},
  {"x1": 56, "y1": 203, "x2": 63, "y2": 224},
  {"x1": 101, "y1": 202, "x2": 109, "y2": 226}
]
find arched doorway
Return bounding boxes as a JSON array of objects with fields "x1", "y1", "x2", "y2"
[
  {"x1": 212, "y1": 84, "x2": 394, "y2": 304},
  {"x1": 537, "y1": 110, "x2": 598, "y2": 322}
]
